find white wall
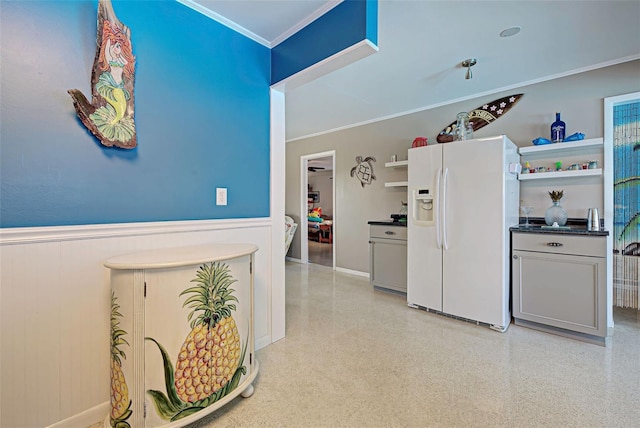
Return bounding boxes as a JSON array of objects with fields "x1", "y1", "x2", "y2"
[{"x1": 0, "y1": 220, "x2": 273, "y2": 427}]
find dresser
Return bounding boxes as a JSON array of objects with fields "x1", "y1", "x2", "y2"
[{"x1": 104, "y1": 244, "x2": 258, "y2": 427}]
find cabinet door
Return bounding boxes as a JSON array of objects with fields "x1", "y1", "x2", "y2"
[
  {"x1": 143, "y1": 257, "x2": 253, "y2": 426},
  {"x1": 512, "y1": 250, "x2": 606, "y2": 337},
  {"x1": 370, "y1": 239, "x2": 407, "y2": 293},
  {"x1": 110, "y1": 270, "x2": 145, "y2": 428}
]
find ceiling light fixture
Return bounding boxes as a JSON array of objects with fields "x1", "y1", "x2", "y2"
[
  {"x1": 461, "y1": 58, "x2": 477, "y2": 80},
  {"x1": 500, "y1": 26, "x2": 521, "y2": 37}
]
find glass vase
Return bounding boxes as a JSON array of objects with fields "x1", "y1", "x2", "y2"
[
  {"x1": 454, "y1": 112, "x2": 473, "y2": 141},
  {"x1": 545, "y1": 201, "x2": 568, "y2": 226}
]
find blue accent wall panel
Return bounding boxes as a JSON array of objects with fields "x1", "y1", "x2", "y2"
[
  {"x1": 271, "y1": 0, "x2": 377, "y2": 85},
  {"x1": 0, "y1": 0, "x2": 271, "y2": 227}
]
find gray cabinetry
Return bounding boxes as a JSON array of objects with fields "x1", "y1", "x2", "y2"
[
  {"x1": 512, "y1": 232, "x2": 607, "y2": 345},
  {"x1": 369, "y1": 224, "x2": 407, "y2": 294}
]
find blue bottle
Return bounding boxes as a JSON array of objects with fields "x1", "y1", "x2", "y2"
[{"x1": 551, "y1": 112, "x2": 566, "y2": 143}]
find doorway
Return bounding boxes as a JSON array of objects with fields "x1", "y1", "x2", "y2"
[
  {"x1": 301, "y1": 151, "x2": 335, "y2": 268},
  {"x1": 605, "y1": 92, "x2": 639, "y2": 316}
]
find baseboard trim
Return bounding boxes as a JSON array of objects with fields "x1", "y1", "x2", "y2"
[
  {"x1": 46, "y1": 401, "x2": 108, "y2": 428},
  {"x1": 335, "y1": 267, "x2": 369, "y2": 278},
  {"x1": 255, "y1": 335, "x2": 271, "y2": 350}
]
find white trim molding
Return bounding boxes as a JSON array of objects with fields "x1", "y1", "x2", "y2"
[{"x1": 0, "y1": 218, "x2": 271, "y2": 245}]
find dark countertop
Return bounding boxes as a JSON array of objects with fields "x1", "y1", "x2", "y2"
[
  {"x1": 368, "y1": 220, "x2": 407, "y2": 227},
  {"x1": 510, "y1": 217, "x2": 609, "y2": 236}
]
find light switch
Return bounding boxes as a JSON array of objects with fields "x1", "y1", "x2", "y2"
[{"x1": 216, "y1": 188, "x2": 227, "y2": 206}]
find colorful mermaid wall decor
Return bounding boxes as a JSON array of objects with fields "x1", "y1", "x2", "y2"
[{"x1": 68, "y1": 0, "x2": 137, "y2": 149}]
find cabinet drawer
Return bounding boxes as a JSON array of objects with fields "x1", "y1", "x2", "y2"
[
  {"x1": 512, "y1": 232, "x2": 605, "y2": 257},
  {"x1": 370, "y1": 225, "x2": 407, "y2": 240}
]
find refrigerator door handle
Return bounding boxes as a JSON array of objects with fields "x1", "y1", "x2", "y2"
[
  {"x1": 435, "y1": 168, "x2": 442, "y2": 249},
  {"x1": 442, "y1": 167, "x2": 449, "y2": 250}
]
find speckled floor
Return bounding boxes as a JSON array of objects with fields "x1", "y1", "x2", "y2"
[
  {"x1": 98, "y1": 262, "x2": 640, "y2": 428},
  {"x1": 186, "y1": 262, "x2": 640, "y2": 427}
]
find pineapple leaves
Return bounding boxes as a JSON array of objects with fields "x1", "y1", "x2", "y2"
[
  {"x1": 181, "y1": 262, "x2": 239, "y2": 328},
  {"x1": 171, "y1": 406, "x2": 205, "y2": 422},
  {"x1": 548, "y1": 190, "x2": 564, "y2": 201},
  {"x1": 111, "y1": 292, "x2": 129, "y2": 366},
  {"x1": 147, "y1": 389, "x2": 181, "y2": 420},
  {"x1": 145, "y1": 337, "x2": 185, "y2": 411}
]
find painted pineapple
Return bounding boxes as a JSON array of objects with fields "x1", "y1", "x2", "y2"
[
  {"x1": 548, "y1": 190, "x2": 564, "y2": 202},
  {"x1": 175, "y1": 262, "x2": 242, "y2": 403},
  {"x1": 110, "y1": 291, "x2": 132, "y2": 426}
]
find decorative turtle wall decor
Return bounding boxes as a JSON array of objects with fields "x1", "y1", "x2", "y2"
[{"x1": 350, "y1": 156, "x2": 376, "y2": 187}]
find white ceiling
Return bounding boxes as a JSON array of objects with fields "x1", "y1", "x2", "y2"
[{"x1": 185, "y1": 1, "x2": 640, "y2": 142}]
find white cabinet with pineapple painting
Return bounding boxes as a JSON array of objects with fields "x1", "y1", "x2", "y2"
[{"x1": 105, "y1": 244, "x2": 258, "y2": 427}]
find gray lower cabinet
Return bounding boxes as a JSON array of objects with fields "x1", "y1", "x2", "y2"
[
  {"x1": 369, "y1": 224, "x2": 407, "y2": 294},
  {"x1": 512, "y1": 232, "x2": 607, "y2": 345}
]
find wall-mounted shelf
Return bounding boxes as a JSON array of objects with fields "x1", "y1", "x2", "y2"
[
  {"x1": 385, "y1": 159, "x2": 408, "y2": 187},
  {"x1": 519, "y1": 168, "x2": 602, "y2": 181},
  {"x1": 384, "y1": 160, "x2": 408, "y2": 168},
  {"x1": 518, "y1": 137, "x2": 604, "y2": 182},
  {"x1": 385, "y1": 181, "x2": 409, "y2": 187},
  {"x1": 519, "y1": 138, "x2": 603, "y2": 155}
]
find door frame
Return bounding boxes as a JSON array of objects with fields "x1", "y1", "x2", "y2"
[{"x1": 300, "y1": 150, "x2": 336, "y2": 268}]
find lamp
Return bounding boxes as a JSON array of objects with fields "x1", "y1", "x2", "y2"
[{"x1": 461, "y1": 58, "x2": 477, "y2": 80}]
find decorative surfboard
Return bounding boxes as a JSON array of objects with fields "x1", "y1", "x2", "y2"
[{"x1": 436, "y1": 94, "x2": 523, "y2": 143}]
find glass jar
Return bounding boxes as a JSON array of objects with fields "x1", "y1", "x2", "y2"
[
  {"x1": 545, "y1": 201, "x2": 568, "y2": 226},
  {"x1": 455, "y1": 112, "x2": 473, "y2": 141}
]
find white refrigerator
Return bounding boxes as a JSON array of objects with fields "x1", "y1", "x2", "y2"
[{"x1": 407, "y1": 135, "x2": 520, "y2": 331}]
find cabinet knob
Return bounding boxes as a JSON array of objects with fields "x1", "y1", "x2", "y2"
[
  {"x1": 547, "y1": 242, "x2": 563, "y2": 247},
  {"x1": 513, "y1": 255, "x2": 518, "y2": 259},
  {"x1": 385, "y1": 231, "x2": 396, "y2": 235}
]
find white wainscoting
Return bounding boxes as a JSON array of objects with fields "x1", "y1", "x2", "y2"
[{"x1": 0, "y1": 218, "x2": 274, "y2": 428}]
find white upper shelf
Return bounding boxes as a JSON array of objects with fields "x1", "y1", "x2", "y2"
[
  {"x1": 519, "y1": 168, "x2": 602, "y2": 181},
  {"x1": 384, "y1": 181, "x2": 409, "y2": 187},
  {"x1": 519, "y1": 138, "x2": 603, "y2": 155},
  {"x1": 384, "y1": 160, "x2": 408, "y2": 168}
]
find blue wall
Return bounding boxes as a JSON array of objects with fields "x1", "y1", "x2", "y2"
[
  {"x1": 271, "y1": 0, "x2": 378, "y2": 85},
  {"x1": 0, "y1": 1, "x2": 271, "y2": 227}
]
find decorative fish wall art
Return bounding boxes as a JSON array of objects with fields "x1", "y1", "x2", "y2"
[
  {"x1": 68, "y1": 0, "x2": 137, "y2": 149},
  {"x1": 437, "y1": 94, "x2": 523, "y2": 143}
]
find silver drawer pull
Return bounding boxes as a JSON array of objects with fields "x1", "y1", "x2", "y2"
[
  {"x1": 547, "y1": 242, "x2": 563, "y2": 247},
  {"x1": 385, "y1": 231, "x2": 396, "y2": 235}
]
